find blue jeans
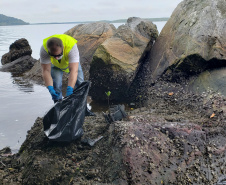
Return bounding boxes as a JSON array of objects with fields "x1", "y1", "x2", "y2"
[{"x1": 51, "y1": 63, "x2": 84, "y2": 101}]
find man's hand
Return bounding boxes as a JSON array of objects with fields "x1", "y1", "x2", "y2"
[
  {"x1": 66, "y1": 86, "x2": 73, "y2": 96},
  {"x1": 47, "y1": 86, "x2": 60, "y2": 100}
]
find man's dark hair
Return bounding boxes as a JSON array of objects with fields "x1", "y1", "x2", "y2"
[{"x1": 47, "y1": 37, "x2": 63, "y2": 52}]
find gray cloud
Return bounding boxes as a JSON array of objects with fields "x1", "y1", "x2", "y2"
[{"x1": 0, "y1": 0, "x2": 183, "y2": 23}]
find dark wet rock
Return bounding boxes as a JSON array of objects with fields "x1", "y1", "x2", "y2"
[
  {"x1": 128, "y1": 0, "x2": 226, "y2": 102},
  {"x1": 89, "y1": 17, "x2": 158, "y2": 101},
  {"x1": 24, "y1": 60, "x2": 44, "y2": 85},
  {"x1": 0, "y1": 55, "x2": 37, "y2": 75},
  {"x1": 1, "y1": 38, "x2": 32, "y2": 65},
  {"x1": 65, "y1": 22, "x2": 116, "y2": 80},
  {"x1": 127, "y1": 40, "x2": 156, "y2": 102},
  {"x1": 0, "y1": 38, "x2": 36, "y2": 75}
]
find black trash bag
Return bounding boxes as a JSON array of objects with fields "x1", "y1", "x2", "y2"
[
  {"x1": 102, "y1": 104, "x2": 127, "y2": 124},
  {"x1": 43, "y1": 81, "x2": 94, "y2": 142}
]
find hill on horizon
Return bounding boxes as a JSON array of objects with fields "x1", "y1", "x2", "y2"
[
  {"x1": 32, "y1": 17, "x2": 169, "y2": 25},
  {"x1": 0, "y1": 14, "x2": 29, "y2": 26}
]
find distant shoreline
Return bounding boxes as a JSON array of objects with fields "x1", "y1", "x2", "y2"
[
  {"x1": 31, "y1": 17, "x2": 169, "y2": 25},
  {"x1": 0, "y1": 17, "x2": 169, "y2": 26}
]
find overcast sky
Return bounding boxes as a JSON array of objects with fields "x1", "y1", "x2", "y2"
[{"x1": 0, "y1": 0, "x2": 183, "y2": 23}]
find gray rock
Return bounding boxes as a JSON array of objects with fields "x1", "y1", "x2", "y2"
[
  {"x1": 128, "y1": 0, "x2": 226, "y2": 102},
  {"x1": 153, "y1": 0, "x2": 226, "y2": 78},
  {"x1": 187, "y1": 67, "x2": 226, "y2": 97},
  {"x1": 0, "y1": 55, "x2": 37, "y2": 75},
  {"x1": 24, "y1": 60, "x2": 44, "y2": 85}
]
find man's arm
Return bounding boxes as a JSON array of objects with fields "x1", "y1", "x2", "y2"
[
  {"x1": 41, "y1": 63, "x2": 53, "y2": 86},
  {"x1": 68, "y1": 62, "x2": 79, "y2": 88}
]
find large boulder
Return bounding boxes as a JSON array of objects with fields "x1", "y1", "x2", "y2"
[
  {"x1": 128, "y1": 0, "x2": 226, "y2": 102},
  {"x1": 151, "y1": 0, "x2": 226, "y2": 78},
  {"x1": 0, "y1": 38, "x2": 36, "y2": 75},
  {"x1": 1, "y1": 38, "x2": 32, "y2": 65},
  {"x1": 89, "y1": 17, "x2": 158, "y2": 101},
  {"x1": 65, "y1": 22, "x2": 116, "y2": 80}
]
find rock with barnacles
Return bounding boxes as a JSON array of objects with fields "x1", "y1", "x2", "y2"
[
  {"x1": 0, "y1": 38, "x2": 36, "y2": 75},
  {"x1": 0, "y1": 83, "x2": 225, "y2": 184}
]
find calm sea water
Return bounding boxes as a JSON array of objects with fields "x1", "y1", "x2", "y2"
[{"x1": 0, "y1": 22, "x2": 166, "y2": 151}]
